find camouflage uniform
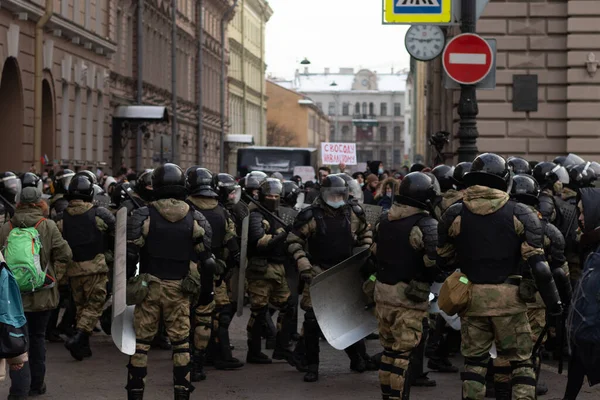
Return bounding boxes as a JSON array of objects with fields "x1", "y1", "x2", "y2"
[
  {"x1": 434, "y1": 188, "x2": 464, "y2": 220},
  {"x1": 57, "y1": 199, "x2": 115, "y2": 335},
  {"x1": 126, "y1": 199, "x2": 212, "y2": 396},
  {"x1": 187, "y1": 196, "x2": 241, "y2": 373},
  {"x1": 373, "y1": 204, "x2": 438, "y2": 400},
  {"x1": 287, "y1": 197, "x2": 373, "y2": 378},
  {"x1": 438, "y1": 186, "x2": 545, "y2": 400}
]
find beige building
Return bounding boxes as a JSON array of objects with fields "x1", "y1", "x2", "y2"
[
  {"x1": 0, "y1": 0, "x2": 115, "y2": 173},
  {"x1": 266, "y1": 80, "x2": 329, "y2": 149},
  {"x1": 426, "y1": 0, "x2": 600, "y2": 163},
  {"x1": 227, "y1": 0, "x2": 272, "y2": 146}
]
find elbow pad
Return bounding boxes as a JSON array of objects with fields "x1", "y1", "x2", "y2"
[
  {"x1": 530, "y1": 259, "x2": 561, "y2": 310},
  {"x1": 201, "y1": 256, "x2": 217, "y2": 276},
  {"x1": 226, "y1": 237, "x2": 240, "y2": 254},
  {"x1": 552, "y1": 267, "x2": 572, "y2": 307}
]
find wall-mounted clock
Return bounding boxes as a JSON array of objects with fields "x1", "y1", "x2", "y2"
[{"x1": 404, "y1": 25, "x2": 445, "y2": 62}]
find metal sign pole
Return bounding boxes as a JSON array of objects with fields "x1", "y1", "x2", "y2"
[{"x1": 456, "y1": 0, "x2": 479, "y2": 162}]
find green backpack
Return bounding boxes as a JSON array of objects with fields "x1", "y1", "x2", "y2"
[{"x1": 3, "y1": 219, "x2": 50, "y2": 292}]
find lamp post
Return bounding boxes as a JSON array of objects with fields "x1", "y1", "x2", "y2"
[{"x1": 330, "y1": 81, "x2": 339, "y2": 140}]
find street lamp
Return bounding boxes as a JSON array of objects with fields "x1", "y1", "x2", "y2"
[
  {"x1": 300, "y1": 57, "x2": 311, "y2": 65},
  {"x1": 330, "y1": 81, "x2": 340, "y2": 140}
]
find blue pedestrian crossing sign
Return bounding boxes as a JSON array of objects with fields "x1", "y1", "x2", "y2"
[{"x1": 383, "y1": 0, "x2": 452, "y2": 24}]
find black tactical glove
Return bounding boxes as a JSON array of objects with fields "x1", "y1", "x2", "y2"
[{"x1": 300, "y1": 270, "x2": 313, "y2": 285}]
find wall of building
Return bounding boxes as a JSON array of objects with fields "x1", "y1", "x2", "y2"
[
  {"x1": 436, "y1": 0, "x2": 600, "y2": 162},
  {"x1": 265, "y1": 80, "x2": 308, "y2": 147}
]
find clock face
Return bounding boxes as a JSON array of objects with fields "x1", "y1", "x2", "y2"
[
  {"x1": 361, "y1": 79, "x2": 368, "y2": 87},
  {"x1": 405, "y1": 25, "x2": 445, "y2": 62}
]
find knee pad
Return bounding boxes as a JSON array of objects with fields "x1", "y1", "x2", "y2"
[{"x1": 126, "y1": 364, "x2": 147, "y2": 390}]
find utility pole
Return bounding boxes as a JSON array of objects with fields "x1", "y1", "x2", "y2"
[{"x1": 456, "y1": 0, "x2": 479, "y2": 162}]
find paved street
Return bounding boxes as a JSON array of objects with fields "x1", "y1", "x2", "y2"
[{"x1": 2, "y1": 309, "x2": 599, "y2": 400}]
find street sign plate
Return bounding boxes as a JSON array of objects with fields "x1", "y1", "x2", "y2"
[
  {"x1": 443, "y1": 33, "x2": 493, "y2": 85},
  {"x1": 383, "y1": 0, "x2": 452, "y2": 24},
  {"x1": 443, "y1": 38, "x2": 497, "y2": 90}
]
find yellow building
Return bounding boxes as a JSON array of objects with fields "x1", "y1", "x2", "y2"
[{"x1": 228, "y1": 0, "x2": 272, "y2": 146}]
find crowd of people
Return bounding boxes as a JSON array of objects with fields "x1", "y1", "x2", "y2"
[{"x1": 0, "y1": 153, "x2": 599, "y2": 400}]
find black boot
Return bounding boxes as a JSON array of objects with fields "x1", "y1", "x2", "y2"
[
  {"x1": 272, "y1": 306, "x2": 295, "y2": 366},
  {"x1": 215, "y1": 325, "x2": 244, "y2": 370},
  {"x1": 81, "y1": 332, "x2": 92, "y2": 358},
  {"x1": 127, "y1": 389, "x2": 144, "y2": 400},
  {"x1": 536, "y1": 381, "x2": 548, "y2": 396},
  {"x1": 247, "y1": 310, "x2": 272, "y2": 364},
  {"x1": 174, "y1": 387, "x2": 191, "y2": 400},
  {"x1": 346, "y1": 343, "x2": 366, "y2": 373},
  {"x1": 65, "y1": 330, "x2": 88, "y2": 361},
  {"x1": 264, "y1": 308, "x2": 277, "y2": 350},
  {"x1": 304, "y1": 364, "x2": 319, "y2": 383},
  {"x1": 427, "y1": 356, "x2": 458, "y2": 372},
  {"x1": 292, "y1": 337, "x2": 308, "y2": 372},
  {"x1": 190, "y1": 350, "x2": 207, "y2": 382}
]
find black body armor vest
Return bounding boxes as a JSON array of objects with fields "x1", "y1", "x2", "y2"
[
  {"x1": 455, "y1": 200, "x2": 521, "y2": 284},
  {"x1": 140, "y1": 206, "x2": 194, "y2": 280},
  {"x1": 62, "y1": 207, "x2": 104, "y2": 262},
  {"x1": 377, "y1": 213, "x2": 427, "y2": 285},
  {"x1": 307, "y1": 206, "x2": 354, "y2": 269}
]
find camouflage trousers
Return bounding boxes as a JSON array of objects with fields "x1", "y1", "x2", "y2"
[
  {"x1": 192, "y1": 280, "x2": 231, "y2": 351},
  {"x1": 462, "y1": 312, "x2": 535, "y2": 400},
  {"x1": 375, "y1": 302, "x2": 427, "y2": 400},
  {"x1": 493, "y1": 307, "x2": 546, "y2": 386},
  {"x1": 128, "y1": 279, "x2": 192, "y2": 391},
  {"x1": 246, "y1": 264, "x2": 290, "y2": 340},
  {"x1": 70, "y1": 273, "x2": 108, "y2": 334}
]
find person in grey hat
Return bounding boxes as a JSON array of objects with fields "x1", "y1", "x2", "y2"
[{"x1": 0, "y1": 186, "x2": 72, "y2": 399}]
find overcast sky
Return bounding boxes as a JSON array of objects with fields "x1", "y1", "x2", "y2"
[{"x1": 265, "y1": 0, "x2": 411, "y2": 79}]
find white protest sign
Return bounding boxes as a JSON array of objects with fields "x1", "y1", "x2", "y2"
[
  {"x1": 321, "y1": 142, "x2": 357, "y2": 165},
  {"x1": 293, "y1": 166, "x2": 316, "y2": 184}
]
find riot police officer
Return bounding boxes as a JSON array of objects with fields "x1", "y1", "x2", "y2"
[
  {"x1": 0, "y1": 171, "x2": 20, "y2": 224},
  {"x1": 532, "y1": 161, "x2": 568, "y2": 223},
  {"x1": 125, "y1": 163, "x2": 215, "y2": 400},
  {"x1": 508, "y1": 156, "x2": 532, "y2": 176},
  {"x1": 57, "y1": 173, "x2": 115, "y2": 361},
  {"x1": 437, "y1": 153, "x2": 562, "y2": 400},
  {"x1": 282, "y1": 180, "x2": 305, "y2": 209},
  {"x1": 431, "y1": 164, "x2": 460, "y2": 219},
  {"x1": 373, "y1": 172, "x2": 440, "y2": 400},
  {"x1": 246, "y1": 178, "x2": 295, "y2": 365},
  {"x1": 286, "y1": 175, "x2": 374, "y2": 382},
  {"x1": 186, "y1": 167, "x2": 243, "y2": 381}
]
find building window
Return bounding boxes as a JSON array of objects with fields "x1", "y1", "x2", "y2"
[
  {"x1": 328, "y1": 102, "x2": 335, "y2": 116},
  {"x1": 394, "y1": 126, "x2": 401, "y2": 142},
  {"x1": 342, "y1": 102, "x2": 349, "y2": 116},
  {"x1": 74, "y1": 85, "x2": 82, "y2": 160},
  {"x1": 362, "y1": 102, "x2": 367, "y2": 115},
  {"x1": 342, "y1": 125, "x2": 349, "y2": 136},
  {"x1": 380, "y1": 102, "x2": 387, "y2": 116},
  {"x1": 85, "y1": 88, "x2": 94, "y2": 161},
  {"x1": 380, "y1": 126, "x2": 387, "y2": 142},
  {"x1": 394, "y1": 149, "x2": 401, "y2": 164},
  {"x1": 316, "y1": 102, "x2": 322, "y2": 111},
  {"x1": 369, "y1": 102, "x2": 374, "y2": 116},
  {"x1": 380, "y1": 150, "x2": 387, "y2": 162},
  {"x1": 394, "y1": 103, "x2": 402, "y2": 116},
  {"x1": 355, "y1": 102, "x2": 360, "y2": 114}
]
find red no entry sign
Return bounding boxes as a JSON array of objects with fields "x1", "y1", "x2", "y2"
[{"x1": 443, "y1": 33, "x2": 493, "y2": 85}]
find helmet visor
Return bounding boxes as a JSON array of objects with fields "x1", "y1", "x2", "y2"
[
  {"x1": 5, "y1": 177, "x2": 22, "y2": 204},
  {"x1": 227, "y1": 185, "x2": 242, "y2": 205},
  {"x1": 320, "y1": 186, "x2": 349, "y2": 204},
  {"x1": 564, "y1": 153, "x2": 585, "y2": 168},
  {"x1": 295, "y1": 191, "x2": 306, "y2": 208},
  {"x1": 552, "y1": 165, "x2": 570, "y2": 184}
]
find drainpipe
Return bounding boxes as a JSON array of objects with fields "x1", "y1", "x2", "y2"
[
  {"x1": 259, "y1": 3, "x2": 265, "y2": 146},
  {"x1": 171, "y1": 0, "x2": 177, "y2": 164},
  {"x1": 220, "y1": 0, "x2": 240, "y2": 172},
  {"x1": 136, "y1": 0, "x2": 144, "y2": 172},
  {"x1": 197, "y1": 0, "x2": 204, "y2": 165},
  {"x1": 34, "y1": 0, "x2": 53, "y2": 173}
]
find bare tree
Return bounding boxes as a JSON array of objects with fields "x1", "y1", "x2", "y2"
[{"x1": 267, "y1": 121, "x2": 299, "y2": 147}]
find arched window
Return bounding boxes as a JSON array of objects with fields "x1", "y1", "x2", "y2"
[
  {"x1": 369, "y1": 102, "x2": 374, "y2": 115},
  {"x1": 362, "y1": 102, "x2": 367, "y2": 115},
  {"x1": 355, "y1": 102, "x2": 360, "y2": 114}
]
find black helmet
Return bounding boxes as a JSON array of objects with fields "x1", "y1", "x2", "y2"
[
  {"x1": 510, "y1": 174, "x2": 540, "y2": 206},
  {"x1": 214, "y1": 173, "x2": 241, "y2": 206},
  {"x1": 463, "y1": 153, "x2": 511, "y2": 192},
  {"x1": 282, "y1": 180, "x2": 303, "y2": 208},
  {"x1": 21, "y1": 172, "x2": 42, "y2": 192},
  {"x1": 563, "y1": 153, "x2": 586, "y2": 168},
  {"x1": 529, "y1": 161, "x2": 539, "y2": 171},
  {"x1": 397, "y1": 172, "x2": 439, "y2": 210},
  {"x1": 152, "y1": 163, "x2": 186, "y2": 200},
  {"x1": 53, "y1": 169, "x2": 75, "y2": 194},
  {"x1": 553, "y1": 156, "x2": 566, "y2": 166},
  {"x1": 271, "y1": 172, "x2": 284, "y2": 182},
  {"x1": 319, "y1": 175, "x2": 349, "y2": 209},
  {"x1": 507, "y1": 156, "x2": 532, "y2": 175},
  {"x1": 331, "y1": 173, "x2": 363, "y2": 202},
  {"x1": 567, "y1": 163, "x2": 597, "y2": 189},
  {"x1": 66, "y1": 173, "x2": 94, "y2": 202},
  {"x1": 431, "y1": 165, "x2": 455, "y2": 192},
  {"x1": 135, "y1": 169, "x2": 154, "y2": 202},
  {"x1": 452, "y1": 162, "x2": 472, "y2": 189},
  {"x1": 532, "y1": 161, "x2": 570, "y2": 190},
  {"x1": 76, "y1": 170, "x2": 98, "y2": 185},
  {"x1": 244, "y1": 171, "x2": 267, "y2": 197},
  {"x1": 110, "y1": 182, "x2": 127, "y2": 208},
  {"x1": 186, "y1": 166, "x2": 217, "y2": 197},
  {"x1": 410, "y1": 163, "x2": 426, "y2": 173},
  {"x1": 259, "y1": 178, "x2": 283, "y2": 212},
  {"x1": 0, "y1": 171, "x2": 21, "y2": 204}
]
